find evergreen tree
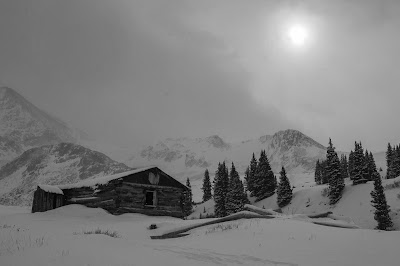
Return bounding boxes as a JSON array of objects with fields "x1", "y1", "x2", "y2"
[
  {"x1": 248, "y1": 153, "x2": 258, "y2": 197},
  {"x1": 367, "y1": 152, "x2": 379, "y2": 181},
  {"x1": 320, "y1": 159, "x2": 329, "y2": 184},
  {"x1": 243, "y1": 166, "x2": 250, "y2": 191},
  {"x1": 326, "y1": 138, "x2": 345, "y2": 204},
  {"x1": 183, "y1": 178, "x2": 193, "y2": 216},
  {"x1": 352, "y1": 142, "x2": 368, "y2": 185},
  {"x1": 253, "y1": 150, "x2": 276, "y2": 201},
  {"x1": 340, "y1": 154, "x2": 349, "y2": 180},
  {"x1": 370, "y1": 173, "x2": 393, "y2": 230},
  {"x1": 390, "y1": 145, "x2": 400, "y2": 178},
  {"x1": 348, "y1": 150, "x2": 355, "y2": 180},
  {"x1": 226, "y1": 163, "x2": 248, "y2": 215},
  {"x1": 386, "y1": 143, "x2": 394, "y2": 179},
  {"x1": 201, "y1": 169, "x2": 212, "y2": 202},
  {"x1": 277, "y1": 166, "x2": 293, "y2": 208},
  {"x1": 213, "y1": 162, "x2": 229, "y2": 217}
]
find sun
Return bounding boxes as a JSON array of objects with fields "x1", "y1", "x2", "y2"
[{"x1": 288, "y1": 24, "x2": 308, "y2": 46}]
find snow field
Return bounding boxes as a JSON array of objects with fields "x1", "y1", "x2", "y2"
[{"x1": 1, "y1": 204, "x2": 400, "y2": 266}]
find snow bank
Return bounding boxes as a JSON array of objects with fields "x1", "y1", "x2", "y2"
[
  {"x1": 38, "y1": 185, "x2": 63, "y2": 195},
  {"x1": 58, "y1": 166, "x2": 155, "y2": 189}
]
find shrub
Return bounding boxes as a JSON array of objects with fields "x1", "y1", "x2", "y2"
[
  {"x1": 205, "y1": 222, "x2": 240, "y2": 234},
  {"x1": 74, "y1": 228, "x2": 120, "y2": 238}
]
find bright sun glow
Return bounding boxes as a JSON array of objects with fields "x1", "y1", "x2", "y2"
[{"x1": 288, "y1": 24, "x2": 308, "y2": 46}]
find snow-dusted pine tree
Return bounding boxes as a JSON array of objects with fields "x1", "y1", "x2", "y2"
[
  {"x1": 213, "y1": 162, "x2": 229, "y2": 217},
  {"x1": 247, "y1": 153, "x2": 258, "y2": 197},
  {"x1": 183, "y1": 178, "x2": 193, "y2": 216},
  {"x1": 201, "y1": 169, "x2": 212, "y2": 202},
  {"x1": 340, "y1": 154, "x2": 349, "y2": 180},
  {"x1": 226, "y1": 163, "x2": 247, "y2": 215},
  {"x1": 352, "y1": 142, "x2": 368, "y2": 185},
  {"x1": 348, "y1": 150, "x2": 355, "y2": 180},
  {"x1": 253, "y1": 150, "x2": 276, "y2": 201},
  {"x1": 326, "y1": 138, "x2": 345, "y2": 205},
  {"x1": 386, "y1": 143, "x2": 394, "y2": 179},
  {"x1": 277, "y1": 166, "x2": 293, "y2": 208},
  {"x1": 370, "y1": 173, "x2": 393, "y2": 230}
]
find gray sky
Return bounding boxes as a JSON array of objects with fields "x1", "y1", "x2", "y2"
[{"x1": 1, "y1": 0, "x2": 400, "y2": 152}]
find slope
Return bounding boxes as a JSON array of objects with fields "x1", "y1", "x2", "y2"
[{"x1": 0, "y1": 143, "x2": 132, "y2": 206}]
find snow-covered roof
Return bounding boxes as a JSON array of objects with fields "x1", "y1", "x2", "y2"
[
  {"x1": 38, "y1": 184, "x2": 64, "y2": 195},
  {"x1": 57, "y1": 166, "x2": 156, "y2": 190}
]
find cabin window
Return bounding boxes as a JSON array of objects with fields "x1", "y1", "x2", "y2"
[{"x1": 145, "y1": 190, "x2": 157, "y2": 207}]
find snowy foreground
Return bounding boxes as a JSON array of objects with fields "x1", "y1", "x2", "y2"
[{"x1": 1, "y1": 205, "x2": 400, "y2": 266}]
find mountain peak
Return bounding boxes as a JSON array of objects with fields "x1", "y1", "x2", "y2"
[
  {"x1": 0, "y1": 86, "x2": 81, "y2": 165},
  {"x1": 272, "y1": 129, "x2": 325, "y2": 150},
  {"x1": 204, "y1": 135, "x2": 230, "y2": 149}
]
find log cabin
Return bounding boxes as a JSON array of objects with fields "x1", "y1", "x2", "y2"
[{"x1": 32, "y1": 166, "x2": 189, "y2": 218}]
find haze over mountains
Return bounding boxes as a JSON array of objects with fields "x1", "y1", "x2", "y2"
[{"x1": 0, "y1": 86, "x2": 387, "y2": 203}]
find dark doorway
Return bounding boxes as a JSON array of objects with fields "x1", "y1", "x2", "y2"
[{"x1": 145, "y1": 191, "x2": 155, "y2": 206}]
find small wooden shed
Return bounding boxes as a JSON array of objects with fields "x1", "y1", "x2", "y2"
[
  {"x1": 31, "y1": 185, "x2": 64, "y2": 213},
  {"x1": 32, "y1": 166, "x2": 189, "y2": 218}
]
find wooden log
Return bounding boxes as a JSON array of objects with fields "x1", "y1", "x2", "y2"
[
  {"x1": 66, "y1": 196, "x2": 115, "y2": 204},
  {"x1": 121, "y1": 182, "x2": 183, "y2": 191},
  {"x1": 308, "y1": 211, "x2": 333, "y2": 219},
  {"x1": 150, "y1": 212, "x2": 274, "y2": 239}
]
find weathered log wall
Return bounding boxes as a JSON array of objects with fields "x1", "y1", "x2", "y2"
[
  {"x1": 31, "y1": 187, "x2": 64, "y2": 213},
  {"x1": 60, "y1": 179, "x2": 185, "y2": 218}
]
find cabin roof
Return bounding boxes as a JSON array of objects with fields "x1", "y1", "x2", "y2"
[
  {"x1": 57, "y1": 166, "x2": 188, "y2": 190},
  {"x1": 38, "y1": 184, "x2": 64, "y2": 195}
]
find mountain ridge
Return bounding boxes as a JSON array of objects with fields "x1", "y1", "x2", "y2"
[{"x1": 0, "y1": 142, "x2": 132, "y2": 206}]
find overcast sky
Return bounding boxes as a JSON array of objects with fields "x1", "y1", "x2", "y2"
[{"x1": 1, "y1": 0, "x2": 400, "y2": 152}]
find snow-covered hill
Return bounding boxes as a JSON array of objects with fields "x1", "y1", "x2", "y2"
[
  {"x1": 0, "y1": 87, "x2": 88, "y2": 166},
  {"x1": 0, "y1": 143, "x2": 132, "y2": 206},
  {"x1": 190, "y1": 177, "x2": 400, "y2": 230}
]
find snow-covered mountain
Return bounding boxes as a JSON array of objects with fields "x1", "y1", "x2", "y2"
[
  {"x1": 129, "y1": 129, "x2": 326, "y2": 177},
  {"x1": 125, "y1": 129, "x2": 329, "y2": 200},
  {"x1": 0, "y1": 143, "x2": 132, "y2": 206},
  {"x1": 0, "y1": 87, "x2": 85, "y2": 166}
]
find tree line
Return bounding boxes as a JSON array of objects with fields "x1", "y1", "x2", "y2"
[
  {"x1": 314, "y1": 139, "x2": 392, "y2": 230},
  {"x1": 200, "y1": 151, "x2": 293, "y2": 218},
  {"x1": 315, "y1": 141, "x2": 379, "y2": 186}
]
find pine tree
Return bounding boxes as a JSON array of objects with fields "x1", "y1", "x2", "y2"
[
  {"x1": 253, "y1": 150, "x2": 276, "y2": 201},
  {"x1": 386, "y1": 143, "x2": 394, "y2": 179},
  {"x1": 390, "y1": 145, "x2": 400, "y2": 178},
  {"x1": 320, "y1": 159, "x2": 329, "y2": 184},
  {"x1": 213, "y1": 162, "x2": 229, "y2": 217},
  {"x1": 247, "y1": 153, "x2": 258, "y2": 197},
  {"x1": 277, "y1": 166, "x2": 293, "y2": 208},
  {"x1": 326, "y1": 138, "x2": 345, "y2": 204},
  {"x1": 183, "y1": 178, "x2": 193, "y2": 216},
  {"x1": 340, "y1": 154, "x2": 349, "y2": 180},
  {"x1": 202, "y1": 169, "x2": 212, "y2": 202},
  {"x1": 226, "y1": 163, "x2": 248, "y2": 215},
  {"x1": 367, "y1": 152, "x2": 379, "y2": 181},
  {"x1": 352, "y1": 142, "x2": 368, "y2": 185},
  {"x1": 370, "y1": 172, "x2": 393, "y2": 230},
  {"x1": 348, "y1": 150, "x2": 355, "y2": 180},
  {"x1": 243, "y1": 166, "x2": 250, "y2": 191}
]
